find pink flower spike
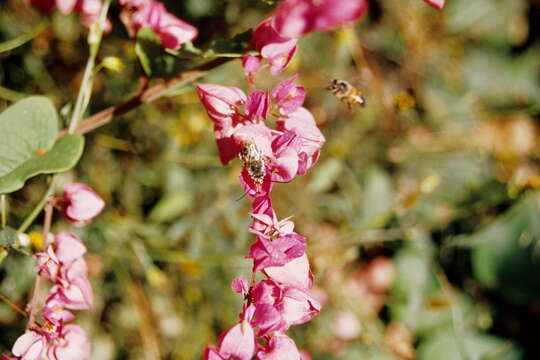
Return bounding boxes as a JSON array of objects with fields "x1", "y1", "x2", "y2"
[
  {"x1": 423, "y1": 0, "x2": 445, "y2": 9},
  {"x1": 245, "y1": 91, "x2": 270, "y2": 120},
  {"x1": 12, "y1": 330, "x2": 46, "y2": 360},
  {"x1": 272, "y1": 0, "x2": 368, "y2": 38},
  {"x1": 263, "y1": 253, "x2": 313, "y2": 289},
  {"x1": 61, "y1": 183, "x2": 105, "y2": 227},
  {"x1": 271, "y1": 75, "x2": 306, "y2": 115},
  {"x1": 54, "y1": 232, "x2": 87, "y2": 264},
  {"x1": 56, "y1": 0, "x2": 77, "y2": 14},
  {"x1": 46, "y1": 325, "x2": 90, "y2": 360},
  {"x1": 257, "y1": 333, "x2": 301, "y2": 360},
  {"x1": 211, "y1": 322, "x2": 256, "y2": 360},
  {"x1": 203, "y1": 347, "x2": 226, "y2": 360}
]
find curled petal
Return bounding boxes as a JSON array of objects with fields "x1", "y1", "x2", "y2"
[{"x1": 61, "y1": 183, "x2": 105, "y2": 227}]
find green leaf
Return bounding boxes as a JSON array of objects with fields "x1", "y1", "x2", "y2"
[
  {"x1": 0, "y1": 134, "x2": 85, "y2": 194},
  {"x1": 0, "y1": 96, "x2": 58, "y2": 178},
  {"x1": 470, "y1": 193, "x2": 540, "y2": 305},
  {"x1": 0, "y1": 227, "x2": 18, "y2": 246},
  {"x1": 135, "y1": 27, "x2": 192, "y2": 78},
  {"x1": 418, "y1": 329, "x2": 522, "y2": 360}
]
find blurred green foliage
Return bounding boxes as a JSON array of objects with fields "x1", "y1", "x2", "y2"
[{"x1": 1, "y1": 0, "x2": 540, "y2": 359}]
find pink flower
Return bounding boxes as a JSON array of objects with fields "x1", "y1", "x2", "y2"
[
  {"x1": 203, "y1": 322, "x2": 256, "y2": 360},
  {"x1": 35, "y1": 232, "x2": 88, "y2": 282},
  {"x1": 44, "y1": 293, "x2": 76, "y2": 323},
  {"x1": 244, "y1": 19, "x2": 298, "y2": 76},
  {"x1": 49, "y1": 275, "x2": 93, "y2": 310},
  {"x1": 272, "y1": 0, "x2": 368, "y2": 38},
  {"x1": 423, "y1": 0, "x2": 445, "y2": 9},
  {"x1": 249, "y1": 197, "x2": 294, "y2": 238},
  {"x1": 263, "y1": 253, "x2": 313, "y2": 289},
  {"x1": 46, "y1": 325, "x2": 90, "y2": 360},
  {"x1": 251, "y1": 280, "x2": 321, "y2": 335},
  {"x1": 276, "y1": 108, "x2": 325, "y2": 175},
  {"x1": 121, "y1": 0, "x2": 198, "y2": 50},
  {"x1": 271, "y1": 75, "x2": 306, "y2": 115},
  {"x1": 248, "y1": 234, "x2": 306, "y2": 272},
  {"x1": 257, "y1": 333, "x2": 301, "y2": 360},
  {"x1": 60, "y1": 183, "x2": 105, "y2": 227}
]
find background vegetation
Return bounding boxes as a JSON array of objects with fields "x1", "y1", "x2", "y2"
[{"x1": 1, "y1": 0, "x2": 540, "y2": 358}]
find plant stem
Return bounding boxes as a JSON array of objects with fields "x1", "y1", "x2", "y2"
[
  {"x1": 57, "y1": 57, "x2": 231, "y2": 137},
  {"x1": 1, "y1": 195, "x2": 6, "y2": 228},
  {"x1": 17, "y1": 178, "x2": 56, "y2": 234},
  {"x1": 68, "y1": 0, "x2": 112, "y2": 134},
  {"x1": 26, "y1": 200, "x2": 54, "y2": 329},
  {"x1": 0, "y1": 293, "x2": 28, "y2": 318}
]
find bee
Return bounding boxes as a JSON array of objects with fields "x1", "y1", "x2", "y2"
[
  {"x1": 326, "y1": 79, "x2": 366, "y2": 109},
  {"x1": 239, "y1": 141, "x2": 266, "y2": 185}
]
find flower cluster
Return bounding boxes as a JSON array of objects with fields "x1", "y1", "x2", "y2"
[
  {"x1": 195, "y1": 0, "x2": 379, "y2": 356},
  {"x1": 2, "y1": 183, "x2": 104, "y2": 360}
]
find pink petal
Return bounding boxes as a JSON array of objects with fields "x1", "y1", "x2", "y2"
[
  {"x1": 245, "y1": 91, "x2": 270, "y2": 120},
  {"x1": 257, "y1": 333, "x2": 301, "y2": 360},
  {"x1": 423, "y1": 0, "x2": 445, "y2": 9},
  {"x1": 54, "y1": 232, "x2": 87, "y2": 264},
  {"x1": 12, "y1": 331, "x2": 45, "y2": 360},
  {"x1": 231, "y1": 277, "x2": 249, "y2": 296},
  {"x1": 63, "y1": 183, "x2": 105, "y2": 227},
  {"x1": 217, "y1": 322, "x2": 256, "y2": 360},
  {"x1": 263, "y1": 253, "x2": 313, "y2": 289}
]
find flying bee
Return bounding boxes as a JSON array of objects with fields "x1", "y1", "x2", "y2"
[
  {"x1": 239, "y1": 140, "x2": 266, "y2": 186},
  {"x1": 326, "y1": 79, "x2": 366, "y2": 110}
]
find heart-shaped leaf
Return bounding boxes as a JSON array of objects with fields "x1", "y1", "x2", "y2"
[{"x1": 0, "y1": 96, "x2": 85, "y2": 194}]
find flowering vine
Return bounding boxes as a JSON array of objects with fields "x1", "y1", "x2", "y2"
[{"x1": 1, "y1": 0, "x2": 446, "y2": 358}]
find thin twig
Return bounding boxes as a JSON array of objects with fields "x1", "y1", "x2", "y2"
[
  {"x1": 58, "y1": 57, "x2": 231, "y2": 137},
  {"x1": 0, "y1": 20, "x2": 49, "y2": 53},
  {"x1": 26, "y1": 200, "x2": 54, "y2": 329},
  {"x1": 1, "y1": 195, "x2": 6, "y2": 228},
  {"x1": 68, "y1": 0, "x2": 112, "y2": 133},
  {"x1": 0, "y1": 293, "x2": 28, "y2": 318}
]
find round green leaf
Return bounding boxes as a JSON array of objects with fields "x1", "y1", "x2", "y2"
[
  {"x1": 0, "y1": 134, "x2": 85, "y2": 194},
  {"x1": 0, "y1": 96, "x2": 58, "y2": 178}
]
